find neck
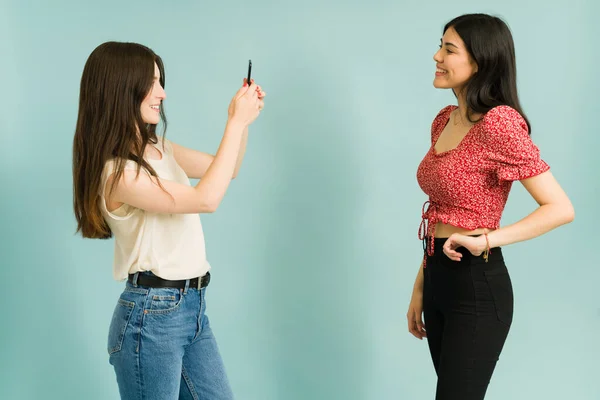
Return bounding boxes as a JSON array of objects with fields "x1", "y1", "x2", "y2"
[
  {"x1": 454, "y1": 89, "x2": 482, "y2": 125},
  {"x1": 455, "y1": 90, "x2": 469, "y2": 119}
]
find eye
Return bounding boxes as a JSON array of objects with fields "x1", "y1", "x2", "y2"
[{"x1": 446, "y1": 49, "x2": 454, "y2": 54}]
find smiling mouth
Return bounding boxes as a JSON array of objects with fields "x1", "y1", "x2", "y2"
[{"x1": 150, "y1": 105, "x2": 160, "y2": 112}]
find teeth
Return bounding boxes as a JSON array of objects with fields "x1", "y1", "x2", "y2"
[
  {"x1": 150, "y1": 105, "x2": 160, "y2": 110},
  {"x1": 436, "y1": 68, "x2": 447, "y2": 73}
]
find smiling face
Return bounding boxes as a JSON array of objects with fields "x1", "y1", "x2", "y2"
[
  {"x1": 140, "y1": 62, "x2": 166, "y2": 125},
  {"x1": 432, "y1": 27, "x2": 478, "y2": 94}
]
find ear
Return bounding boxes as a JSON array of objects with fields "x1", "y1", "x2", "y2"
[{"x1": 467, "y1": 53, "x2": 478, "y2": 73}]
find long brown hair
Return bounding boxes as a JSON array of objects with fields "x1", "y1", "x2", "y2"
[{"x1": 73, "y1": 41, "x2": 167, "y2": 239}]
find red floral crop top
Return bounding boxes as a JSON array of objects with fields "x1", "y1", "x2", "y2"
[{"x1": 417, "y1": 105, "x2": 550, "y2": 257}]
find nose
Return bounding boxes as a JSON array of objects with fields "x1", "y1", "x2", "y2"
[
  {"x1": 157, "y1": 84, "x2": 167, "y2": 100},
  {"x1": 433, "y1": 48, "x2": 443, "y2": 63}
]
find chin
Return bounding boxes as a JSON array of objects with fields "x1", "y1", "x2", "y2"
[{"x1": 142, "y1": 116, "x2": 160, "y2": 125}]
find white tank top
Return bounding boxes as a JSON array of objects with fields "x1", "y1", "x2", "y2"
[{"x1": 99, "y1": 138, "x2": 210, "y2": 281}]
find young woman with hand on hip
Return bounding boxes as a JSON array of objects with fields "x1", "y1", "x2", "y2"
[
  {"x1": 72, "y1": 41, "x2": 265, "y2": 400},
  {"x1": 406, "y1": 14, "x2": 574, "y2": 400}
]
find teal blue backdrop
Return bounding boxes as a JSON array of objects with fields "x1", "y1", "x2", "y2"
[{"x1": 1, "y1": 0, "x2": 598, "y2": 399}]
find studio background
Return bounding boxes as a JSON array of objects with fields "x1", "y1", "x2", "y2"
[{"x1": 0, "y1": 0, "x2": 597, "y2": 399}]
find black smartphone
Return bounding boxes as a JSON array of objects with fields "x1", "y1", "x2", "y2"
[{"x1": 247, "y1": 60, "x2": 252, "y2": 85}]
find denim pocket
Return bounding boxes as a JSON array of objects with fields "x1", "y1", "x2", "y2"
[
  {"x1": 107, "y1": 298, "x2": 135, "y2": 355},
  {"x1": 145, "y1": 288, "x2": 183, "y2": 315},
  {"x1": 483, "y1": 268, "x2": 514, "y2": 327}
]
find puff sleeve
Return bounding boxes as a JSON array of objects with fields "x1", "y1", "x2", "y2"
[{"x1": 484, "y1": 106, "x2": 550, "y2": 182}]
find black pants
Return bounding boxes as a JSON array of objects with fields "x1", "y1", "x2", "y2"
[{"x1": 423, "y1": 238, "x2": 513, "y2": 400}]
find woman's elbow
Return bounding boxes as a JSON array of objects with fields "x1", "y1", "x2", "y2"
[
  {"x1": 196, "y1": 197, "x2": 220, "y2": 214},
  {"x1": 563, "y1": 203, "x2": 575, "y2": 224},
  {"x1": 200, "y1": 201, "x2": 219, "y2": 214},
  {"x1": 559, "y1": 201, "x2": 575, "y2": 225}
]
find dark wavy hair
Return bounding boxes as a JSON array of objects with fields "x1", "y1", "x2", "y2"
[
  {"x1": 445, "y1": 13, "x2": 531, "y2": 134},
  {"x1": 73, "y1": 41, "x2": 167, "y2": 239}
]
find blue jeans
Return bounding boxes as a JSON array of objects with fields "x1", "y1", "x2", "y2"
[{"x1": 107, "y1": 273, "x2": 234, "y2": 400}]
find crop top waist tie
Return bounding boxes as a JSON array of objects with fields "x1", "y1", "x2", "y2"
[{"x1": 418, "y1": 200, "x2": 438, "y2": 267}]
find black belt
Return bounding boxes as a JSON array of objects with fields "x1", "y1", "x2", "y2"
[{"x1": 128, "y1": 271, "x2": 211, "y2": 290}]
